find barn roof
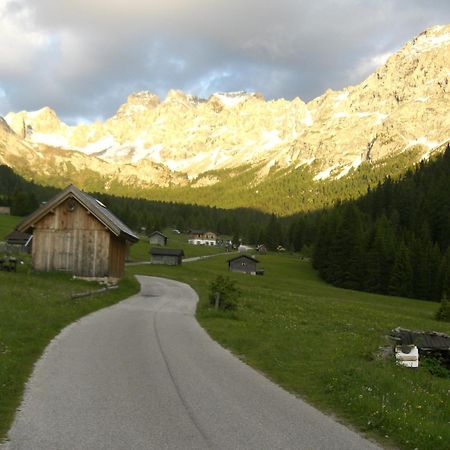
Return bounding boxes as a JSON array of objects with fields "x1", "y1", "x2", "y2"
[
  {"x1": 5, "y1": 230, "x2": 32, "y2": 246},
  {"x1": 150, "y1": 248, "x2": 184, "y2": 257},
  {"x1": 16, "y1": 184, "x2": 139, "y2": 242},
  {"x1": 228, "y1": 254, "x2": 260, "y2": 264},
  {"x1": 189, "y1": 229, "x2": 216, "y2": 234},
  {"x1": 149, "y1": 231, "x2": 168, "y2": 239},
  {"x1": 390, "y1": 327, "x2": 450, "y2": 351}
]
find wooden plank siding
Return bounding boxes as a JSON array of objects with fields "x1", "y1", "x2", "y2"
[
  {"x1": 17, "y1": 185, "x2": 138, "y2": 279},
  {"x1": 109, "y1": 234, "x2": 127, "y2": 278},
  {"x1": 31, "y1": 199, "x2": 111, "y2": 277}
]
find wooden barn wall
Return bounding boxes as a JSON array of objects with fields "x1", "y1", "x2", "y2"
[
  {"x1": 32, "y1": 198, "x2": 111, "y2": 277},
  {"x1": 151, "y1": 255, "x2": 180, "y2": 265},
  {"x1": 149, "y1": 235, "x2": 166, "y2": 246},
  {"x1": 109, "y1": 235, "x2": 127, "y2": 278}
]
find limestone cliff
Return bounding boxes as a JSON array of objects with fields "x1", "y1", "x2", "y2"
[{"x1": 2, "y1": 24, "x2": 449, "y2": 191}]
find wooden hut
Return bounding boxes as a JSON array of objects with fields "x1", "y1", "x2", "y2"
[
  {"x1": 149, "y1": 231, "x2": 168, "y2": 246},
  {"x1": 16, "y1": 185, "x2": 138, "y2": 278},
  {"x1": 228, "y1": 254, "x2": 263, "y2": 275},
  {"x1": 150, "y1": 248, "x2": 184, "y2": 265},
  {"x1": 5, "y1": 230, "x2": 33, "y2": 253}
]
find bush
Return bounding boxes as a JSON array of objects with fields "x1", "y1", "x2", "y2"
[
  {"x1": 436, "y1": 296, "x2": 450, "y2": 322},
  {"x1": 420, "y1": 355, "x2": 450, "y2": 378},
  {"x1": 209, "y1": 275, "x2": 240, "y2": 310}
]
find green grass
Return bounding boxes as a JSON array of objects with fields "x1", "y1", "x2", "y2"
[
  {"x1": 0, "y1": 215, "x2": 21, "y2": 240},
  {"x1": 129, "y1": 229, "x2": 232, "y2": 261},
  {"x1": 128, "y1": 254, "x2": 450, "y2": 450},
  {"x1": 0, "y1": 265, "x2": 139, "y2": 441}
]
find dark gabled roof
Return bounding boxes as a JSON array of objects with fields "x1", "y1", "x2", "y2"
[
  {"x1": 189, "y1": 229, "x2": 217, "y2": 234},
  {"x1": 5, "y1": 230, "x2": 32, "y2": 246},
  {"x1": 150, "y1": 248, "x2": 184, "y2": 257},
  {"x1": 228, "y1": 254, "x2": 260, "y2": 264},
  {"x1": 149, "y1": 231, "x2": 168, "y2": 239},
  {"x1": 16, "y1": 184, "x2": 139, "y2": 242},
  {"x1": 390, "y1": 327, "x2": 450, "y2": 351}
]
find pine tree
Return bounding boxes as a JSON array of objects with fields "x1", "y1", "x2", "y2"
[
  {"x1": 265, "y1": 214, "x2": 283, "y2": 250},
  {"x1": 388, "y1": 241, "x2": 413, "y2": 297}
]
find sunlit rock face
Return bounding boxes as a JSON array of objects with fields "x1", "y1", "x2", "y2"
[{"x1": 2, "y1": 24, "x2": 449, "y2": 188}]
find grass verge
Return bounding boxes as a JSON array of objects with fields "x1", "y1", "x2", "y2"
[
  {"x1": 0, "y1": 266, "x2": 139, "y2": 441},
  {"x1": 129, "y1": 253, "x2": 450, "y2": 450}
]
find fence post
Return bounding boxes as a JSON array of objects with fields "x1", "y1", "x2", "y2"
[{"x1": 214, "y1": 292, "x2": 220, "y2": 309}]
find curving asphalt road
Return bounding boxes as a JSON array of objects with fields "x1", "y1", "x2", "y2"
[{"x1": 3, "y1": 276, "x2": 381, "y2": 450}]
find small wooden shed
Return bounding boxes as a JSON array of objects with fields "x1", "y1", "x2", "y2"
[
  {"x1": 149, "y1": 231, "x2": 168, "y2": 246},
  {"x1": 5, "y1": 230, "x2": 33, "y2": 253},
  {"x1": 150, "y1": 248, "x2": 184, "y2": 265},
  {"x1": 228, "y1": 254, "x2": 263, "y2": 275},
  {"x1": 16, "y1": 184, "x2": 138, "y2": 278}
]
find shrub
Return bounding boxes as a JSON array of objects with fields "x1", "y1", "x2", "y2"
[
  {"x1": 436, "y1": 295, "x2": 450, "y2": 322},
  {"x1": 209, "y1": 275, "x2": 240, "y2": 310},
  {"x1": 420, "y1": 355, "x2": 450, "y2": 378}
]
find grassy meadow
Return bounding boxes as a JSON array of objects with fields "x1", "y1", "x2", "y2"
[
  {"x1": 2, "y1": 209, "x2": 449, "y2": 449},
  {"x1": 128, "y1": 253, "x2": 450, "y2": 450}
]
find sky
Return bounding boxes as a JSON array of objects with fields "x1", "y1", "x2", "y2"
[{"x1": 1, "y1": 0, "x2": 449, "y2": 124}]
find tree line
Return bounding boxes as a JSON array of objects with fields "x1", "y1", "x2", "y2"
[
  {"x1": 0, "y1": 164, "x2": 281, "y2": 247},
  {"x1": 286, "y1": 146, "x2": 450, "y2": 302}
]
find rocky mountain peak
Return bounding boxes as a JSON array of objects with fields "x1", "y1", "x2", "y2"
[
  {"x1": 409, "y1": 24, "x2": 450, "y2": 53},
  {"x1": 207, "y1": 91, "x2": 264, "y2": 112},
  {"x1": 5, "y1": 106, "x2": 62, "y2": 137},
  {"x1": 1, "y1": 23, "x2": 448, "y2": 194},
  {"x1": 114, "y1": 91, "x2": 160, "y2": 119},
  {"x1": 163, "y1": 89, "x2": 191, "y2": 104}
]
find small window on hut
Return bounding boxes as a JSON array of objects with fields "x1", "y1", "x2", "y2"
[{"x1": 67, "y1": 198, "x2": 77, "y2": 212}]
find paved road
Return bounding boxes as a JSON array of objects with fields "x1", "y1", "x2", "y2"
[{"x1": 3, "y1": 276, "x2": 380, "y2": 450}]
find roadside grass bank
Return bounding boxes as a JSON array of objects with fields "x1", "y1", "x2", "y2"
[
  {"x1": 129, "y1": 254, "x2": 450, "y2": 450},
  {"x1": 0, "y1": 268, "x2": 139, "y2": 441}
]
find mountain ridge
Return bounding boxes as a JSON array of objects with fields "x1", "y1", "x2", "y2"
[{"x1": 1, "y1": 24, "x2": 449, "y2": 214}]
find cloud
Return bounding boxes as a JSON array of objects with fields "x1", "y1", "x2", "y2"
[
  {"x1": 1, "y1": 0, "x2": 449, "y2": 123},
  {"x1": 0, "y1": 2, "x2": 50, "y2": 78}
]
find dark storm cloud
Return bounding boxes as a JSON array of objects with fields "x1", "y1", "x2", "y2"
[{"x1": 1, "y1": 0, "x2": 449, "y2": 123}]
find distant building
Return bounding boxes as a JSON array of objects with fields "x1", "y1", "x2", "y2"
[
  {"x1": 150, "y1": 248, "x2": 184, "y2": 265},
  {"x1": 149, "y1": 231, "x2": 168, "y2": 246},
  {"x1": 4, "y1": 230, "x2": 33, "y2": 253},
  {"x1": 256, "y1": 244, "x2": 267, "y2": 255},
  {"x1": 16, "y1": 184, "x2": 138, "y2": 279},
  {"x1": 0, "y1": 206, "x2": 11, "y2": 215},
  {"x1": 228, "y1": 254, "x2": 263, "y2": 275},
  {"x1": 188, "y1": 229, "x2": 217, "y2": 246},
  {"x1": 238, "y1": 244, "x2": 253, "y2": 252}
]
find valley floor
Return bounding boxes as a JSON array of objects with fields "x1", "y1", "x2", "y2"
[{"x1": 1, "y1": 241, "x2": 449, "y2": 449}]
